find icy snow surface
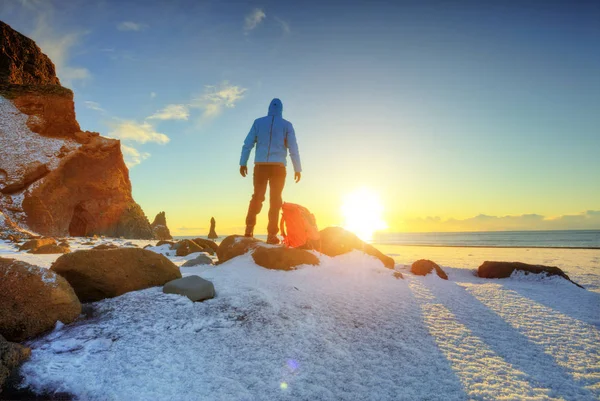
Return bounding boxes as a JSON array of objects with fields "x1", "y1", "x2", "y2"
[{"x1": 1, "y1": 239, "x2": 599, "y2": 400}]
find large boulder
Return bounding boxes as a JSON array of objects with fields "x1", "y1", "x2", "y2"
[
  {"x1": 0, "y1": 21, "x2": 153, "y2": 240},
  {"x1": 319, "y1": 227, "x2": 395, "y2": 269},
  {"x1": 176, "y1": 239, "x2": 204, "y2": 257},
  {"x1": 0, "y1": 334, "x2": 31, "y2": 394},
  {"x1": 18, "y1": 237, "x2": 56, "y2": 252},
  {"x1": 51, "y1": 248, "x2": 182, "y2": 302},
  {"x1": 477, "y1": 261, "x2": 584, "y2": 288},
  {"x1": 29, "y1": 243, "x2": 70, "y2": 254},
  {"x1": 151, "y1": 211, "x2": 172, "y2": 240},
  {"x1": 217, "y1": 235, "x2": 262, "y2": 264},
  {"x1": 410, "y1": 259, "x2": 448, "y2": 280},
  {"x1": 208, "y1": 217, "x2": 218, "y2": 239},
  {"x1": 252, "y1": 247, "x2": 320, "y2": 271},
  {"x1": 182, "y1": 254, "x2": 214, "y2": 267},
  {"x1": 0, "y1": 258, "x2": 81, "y2": 342},
  {"x1": 163, "y1": 276, "x2": 215, "y2": 302},
  {"x1": 192, "y1": 238, "x2": 219, "y2": 253}
]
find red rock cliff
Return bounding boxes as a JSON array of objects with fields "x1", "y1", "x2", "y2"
[{"x1": 0, "y1": 20, "x2": 153, "y2": 238}]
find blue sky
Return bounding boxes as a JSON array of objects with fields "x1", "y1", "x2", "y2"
[{"x1": 2, "y1": 0, "x2": 599, "y2": 234}]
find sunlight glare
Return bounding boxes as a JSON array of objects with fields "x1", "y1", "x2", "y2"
[{"x1": 341, "y1": 188, "x2": 387, "y2": 241}]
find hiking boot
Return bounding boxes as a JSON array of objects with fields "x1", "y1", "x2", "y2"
[{"x1": 266, "y1": 235, "x2": 280, "y2": 245}]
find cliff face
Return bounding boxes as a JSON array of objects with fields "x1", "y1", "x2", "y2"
[{"x1": 0, "y1": 20, "x2": 153, "y2": 239}]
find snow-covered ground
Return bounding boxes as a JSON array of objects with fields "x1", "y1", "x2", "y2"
[{"x1": 1, "y1": 239, "x2": 599, "y2": 400}]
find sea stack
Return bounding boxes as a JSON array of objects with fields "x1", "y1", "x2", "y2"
[
  {"x1": 0, "y1": 20, "x2": 153, "y2": 239},
  {"x1": 151, "y1": 211, "x2": 173, "y2": 240},
  {"x1": 208, "y1": 217, "x2": 218, "y2": 239}
]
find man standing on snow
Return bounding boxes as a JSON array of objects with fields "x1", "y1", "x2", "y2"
[{"x1": 240, "y1": 98, "x2": 302, "y2": 244}]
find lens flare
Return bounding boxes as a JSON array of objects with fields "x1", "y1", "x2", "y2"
[
  {"x1": 341, "y1": 187, "x2": 387, "y2": 241},
  {"x1": 280, "y1": 382, "x2": 288, "y2": 390}
]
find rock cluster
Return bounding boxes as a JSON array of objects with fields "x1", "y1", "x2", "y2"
[{"x1": 18, "y1": 237, "x2": 69, "y2": 254}]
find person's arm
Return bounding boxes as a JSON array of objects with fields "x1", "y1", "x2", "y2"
[
  {"x1": 240, "y1": 121, "x2": 257, "y2": 176},
  {"x1": 286, "y1": 122, "x2": 302, "y2": 182}
]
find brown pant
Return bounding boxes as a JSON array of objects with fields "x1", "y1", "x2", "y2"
[{"x1": 245, "y1": 164, "x2": 286, "y2": 235}]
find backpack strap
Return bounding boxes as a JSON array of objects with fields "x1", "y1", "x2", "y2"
[{"x1": 280, "y1": 212, "x2": 287, "y2": 246}]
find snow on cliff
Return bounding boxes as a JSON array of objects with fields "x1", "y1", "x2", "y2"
[{"x1": 0, "y1": 95, "x2": 80, "y2": 224}]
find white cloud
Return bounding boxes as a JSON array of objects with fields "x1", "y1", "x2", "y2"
[
  {"x1": 150, "y1": 92, "x2": 157, "y2": 99},
  {"x1": 84, "y1": 101, "x2": 104, "y2": 113},
  {"x1": 108, "y1": 120, "x2": 170, "y2": 144},
  {"x1": 117, "y1": 21, "x2": 147, "y2": 32},
  {"x1": 28, "y1": 13, "x2": 91, "y2": 86},
  {"x1": 244, "y1": 8, "x2": 266, "y2": 33},
  {"x1": 191, "y1": 82, "x2": 247, "y2": 119},
  {"x1": 274, "y1": 17, "x2": 291, "y2": 35},
  {"x1": 147, "y1": 104, "x2": 189, "y2": 121},
  {"x1": 121, "y1": 143, "x2": 150, "y2": 168}
]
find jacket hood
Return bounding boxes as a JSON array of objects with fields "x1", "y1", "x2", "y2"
[{"x1": 268, "y1": 98, "x2": 283, "y2": 117}]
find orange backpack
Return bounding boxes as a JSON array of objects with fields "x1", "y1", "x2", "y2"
[{"x1": 279, "y1": 202, "x2": 320, "y2": 249}]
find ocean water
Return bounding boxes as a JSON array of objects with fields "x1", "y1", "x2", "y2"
[
  {"x1": 178, "y1": 230, "x2": 600, "y2": 249},
  {"x1": 372, "y1": 230, "x2": 600, "y2": 249}
]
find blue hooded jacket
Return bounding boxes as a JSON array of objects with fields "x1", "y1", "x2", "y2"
[{"x1": 240, "y1": 98, "x2": 302, "y2": 173}]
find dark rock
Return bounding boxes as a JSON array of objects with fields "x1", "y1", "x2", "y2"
[
  {"x1": 217, "y1": 235, "x2": 262, "y2": 264},
  {"x1": 156, "y1": 240, "x2": 175, "y2": 247},
  {"x1": 92, "y1": 243, "x2": 119, "y2": 250},
  {"x1": 51, "y1": 248, "x2": 182, "y2": 302},
  {"x1": 0, "y1": 258, "x2": 81, "y2": 342},
  {"x1": 150, "y1": 211, "x2": 172, "y2": 240},
  {"x1": 0, "y1": 334, "x2": 31, "y2": 394},
  {"x1": 29, "y1": 243, "x2": 70, "y2": 254},
  {"x1": 319, "y1": 227, "x2": 395, "y2": 269},
  {"x1": 208, "y1": 217, "x2": 218, "y2": 239},
  {"x1": 182, "y1": 254, "x2": 214, "y2": 267},
  {"x1": 112, "y1": 202, "x2": 154, "y2": 239},
  {"x1": 192, "y1": 238, "x2": 218, "y2": 253},
  {"x1": 477, "y1": 261, "x2": 584, "y2": 288},
  {"x1": 411, "y1": 259, "x2": 448, "y2": 280},
  {"x1": 163, "y1": 275, "x2": 215, "y2": 302},
  {"x1": 393, "y1": 271, "x2": 404, "y2": 280},
  {"x1": 252, "y1": 246, "x2": 320, "y2": 271},
  {"x1": 18, "y1": 237, "x2": 56, "y2": 252},
  {"x1": 0, "y1": 21, "x2": 60, "y2": 86},
  {"x1": 176, "y1": 239, "x2": 204, "y2": 257}
]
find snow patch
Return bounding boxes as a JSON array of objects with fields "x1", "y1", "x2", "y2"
[{"x1": 0, "y1": 95, "x2": 81, "y2": 224}]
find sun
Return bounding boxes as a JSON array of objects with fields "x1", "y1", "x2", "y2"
[{"x1": 341, "y1": 188, "x2": 387, "y2": 241}]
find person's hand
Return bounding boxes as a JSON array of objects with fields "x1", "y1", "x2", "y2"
[
  {"x1": 240, "y1": 166, "x2": 248, "y2": 177},
  {"x1": 295, "y1": 172, "x2": 301, "y2": 183}
]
